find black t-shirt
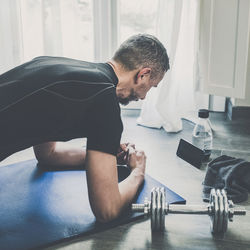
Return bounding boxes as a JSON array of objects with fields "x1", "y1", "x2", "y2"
[{"x1": 0, "y1": 56, "x2": 123, "y2": 161}]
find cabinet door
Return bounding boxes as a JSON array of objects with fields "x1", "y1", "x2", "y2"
[{"x1": 199, "y1": 0, "x2": 250, "y2": 98}]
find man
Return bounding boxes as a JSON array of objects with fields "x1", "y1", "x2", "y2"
[{"x1": 0, "y1": 34, "x2": 169, "y2": 222}]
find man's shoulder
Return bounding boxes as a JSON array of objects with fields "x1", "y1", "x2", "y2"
[
  {"x1": 31, "y1": 56, "x2": 117, "y2": 84},
  {"x1": 30, "y1": 56, "x2": 96, "y2": 71},
  {"x1": 32, "y1": 56, "x2": 91, "y2": 65}
]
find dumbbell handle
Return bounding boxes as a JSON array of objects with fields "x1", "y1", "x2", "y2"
[
  {"x1": 169, "y1": 204, "x2": 210, "y2": 214},
  {"x1": 132, "y1": 203, "x2": 246, "y2": 216},
  {"x1": 169, "y1": 204, "x2": 246, "y2": 215}
]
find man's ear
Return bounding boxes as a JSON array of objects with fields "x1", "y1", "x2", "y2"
[{"x1": 137, "y1": 67, "x2": 151, "y2": 80}]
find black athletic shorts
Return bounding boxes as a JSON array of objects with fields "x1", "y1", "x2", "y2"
[{"x1": 0, "y1": 56, "x2": 123, "y2": 161}]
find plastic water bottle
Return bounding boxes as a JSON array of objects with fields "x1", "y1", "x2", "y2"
[{"x1": 192, "y1": 109, "x2": 213, "y2": 161}]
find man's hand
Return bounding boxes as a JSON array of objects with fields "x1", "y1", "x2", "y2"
[
  {"x1": 116, "y1": 143, "x2": 146, "y2": 181},
  {"x1": 116, "y1": 143, "x2": 135, "y2": 165},
  {"x1": 127, "y1": 146, "x2": 146, "y2": 179}
]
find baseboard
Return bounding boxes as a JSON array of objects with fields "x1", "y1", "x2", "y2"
[{"x1": 226, "y1": 98, "x2": 250, "y2": 120}]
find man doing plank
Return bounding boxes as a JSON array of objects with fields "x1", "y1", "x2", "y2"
[{"x1": 0, "y1": 34, "x2": 169, "y2": 222}]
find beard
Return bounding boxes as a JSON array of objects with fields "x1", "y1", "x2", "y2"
[
  {"x1": 118, "y1": 90, "x2": 138, "y2": 106},
  {"x1": 118, "y1": 97, "x2": 130, "y2": 106}
]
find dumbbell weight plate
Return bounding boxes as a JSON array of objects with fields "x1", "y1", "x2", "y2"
[
  {"x1": 151, "y1": 187, "x2": 165, "y2": 231},
  {"x1": 210, "y1": 189, "x2": 219, "y2": 233},
  {"x1": 156, "y1": 188, "x2": 161, "y2": 230},
  {"x1": 150, "y1": 187, "x2": 166, "y2": 231},
  {"x1": 221, "y1": 189, "x2": 228, "y2": 233},
  {"x1": 160, "y1": 187, "x2": 166, "y2": 231},
  {"x1": 151, "y1": 188, "x2": 157, "y2": 230},
  {"x1": 216, "y1": 189, "x2": 224, "y2": 233}
]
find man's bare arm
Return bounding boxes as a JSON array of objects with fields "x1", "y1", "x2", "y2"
[
  {"x1": 33, "y1": 142, "x2": 86, "y2": 167},
  {"x1": 86, "y1": 148, "x2": 145, "y2": 222}
]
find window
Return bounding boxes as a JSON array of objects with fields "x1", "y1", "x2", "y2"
[
  {"x1": 60, "y1": 0, "x2": 94, "y2": 61},
  {"x1": 119, "y1": 0, "x2": 159, "y2": 43},
  {"x1": 20, "y1": 0, "x2": 94, "y2": 61}
]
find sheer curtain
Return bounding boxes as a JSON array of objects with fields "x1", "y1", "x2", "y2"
[
  {"x1": 0, "y1": 0, "x2": 94, "y2": 74},
  {"x1": 137, "y1": 0, "x2": 208, "y2": 132}
]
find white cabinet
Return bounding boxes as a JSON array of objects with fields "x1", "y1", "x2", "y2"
[{"x1": 199, "y1": 0, "x2": 250, "y2": 99}]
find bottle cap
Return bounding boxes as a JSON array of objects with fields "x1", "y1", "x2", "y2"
[{"x1": 198, "y1": 109, "x2": 209, "y2": 118}]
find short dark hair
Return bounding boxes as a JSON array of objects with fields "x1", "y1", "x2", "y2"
[{"x1": 113, "y1": 34, "x2": 170, "y2": 79}]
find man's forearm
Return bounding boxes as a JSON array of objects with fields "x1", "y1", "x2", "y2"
[
  {"x1": 116, "y1": 148, "x2": 146, "y2": 216},
  {"x1": 118, "y1": 168, "x2": 144, "y2": 211},
  {"x1": 48, "y1": 146, "x2": 86, "y2": 167},
  {"x1": 34, "y1": 142, "x2": 86, "y2": 167},
  {"x1": 86, "y1": 150, "x2": 145, "y2": 222}
]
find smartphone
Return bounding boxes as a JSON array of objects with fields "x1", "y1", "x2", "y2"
[{"x1": 176, "y1": 138, "x2": 204, "y2": 169}]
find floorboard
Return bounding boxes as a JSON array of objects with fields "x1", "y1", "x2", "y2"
[{"x1": 1, "y1": 111, "x2": 250, "y2": 250}]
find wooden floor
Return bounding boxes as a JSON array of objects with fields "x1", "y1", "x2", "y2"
[{"x1": 1, "y1": 111, "x2": 250, "y2": 250}]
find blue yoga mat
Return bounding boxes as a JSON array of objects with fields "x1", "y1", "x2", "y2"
[{"x1": 0, "y1": 159, "x2": 185, "y2": 250}]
